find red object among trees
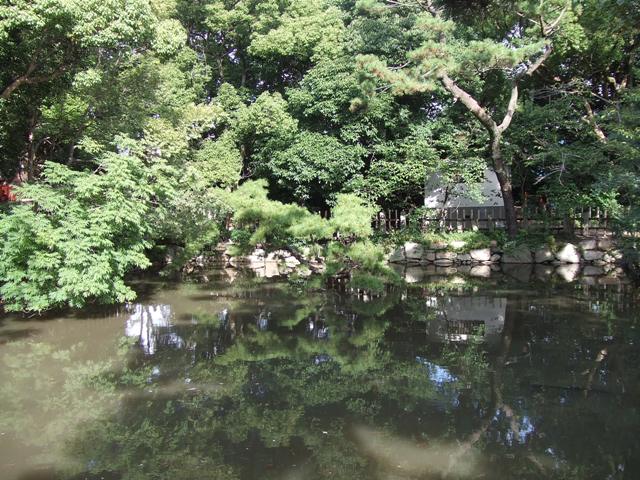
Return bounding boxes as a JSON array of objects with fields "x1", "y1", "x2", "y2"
[{"x1": 0, "y1": 183, "x2": 17, "y2": 202}]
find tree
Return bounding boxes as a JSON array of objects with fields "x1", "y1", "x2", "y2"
[
  {"x1": 266, "y1": 131, "x2": 364, "y2": 205},
  {"x1": 0, "y1": 154, "x2": 165, "y2": 311},
  {"x1": 355, "y1": 0, "x2": 578, "y2": 236}
]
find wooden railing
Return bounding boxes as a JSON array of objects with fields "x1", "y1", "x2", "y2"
[
  {"x1": 314, "y1": 205, "x2": 619, "y2": 235},
  {"x1": 373, "y1": 206, "x2": 616, "y2": 235}
]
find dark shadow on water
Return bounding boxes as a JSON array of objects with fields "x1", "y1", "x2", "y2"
[{"x1": 0, "y1": 328, "x2": 38, "y2": 345}]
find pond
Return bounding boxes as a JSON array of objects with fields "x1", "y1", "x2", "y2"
[{"x1": 0, "y1": 268, "x2": 639, "y2": 479}]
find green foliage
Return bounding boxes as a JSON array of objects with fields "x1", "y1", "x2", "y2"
[
  {"x1": 188, "y1": 133, "x2": 242, "y2": 190},
  {"x1": 326, "y1": 240, "x2": 401, "y2": 292},
  {"x1": 1, "y1": 0, "x2": 639, "y2": 310},
  {"x1": 248, "y1": 0, "x2": 345, "y2": 62},
  {"x1": 330, "y1": 193, "x2": 376, "y2": 239},
  {"x1": 266, "y1": 131, "x2": 364, "y2": 203},
  {"x1": 223, "y1": 180, "x2": 333, "y2": 254},
  {"x1": 0, "y1": 156, "x2": 162, "y2": 312},
  {"x1": 421, "y1": 231, "x2": 505, "y2": 251},
  {"x1": 503, "y1": 230, "x2": 557, "y2": 252}
]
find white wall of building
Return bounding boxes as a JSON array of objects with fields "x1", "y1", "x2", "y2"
[{"x1": 424, "y1": 168, "x2": 504, "y2": 208}]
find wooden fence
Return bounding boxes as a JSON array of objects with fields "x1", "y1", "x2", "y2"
[{"x1": 315, "y1": 205, "x2": 617, "y2": 235}]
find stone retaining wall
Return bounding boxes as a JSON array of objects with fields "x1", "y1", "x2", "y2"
[
  {"x1": 222, "y1": 245, "x2": 325, "y2": 279},
  {"x1": 387, "y1": 238, "x2": 623, "y2": 267}
]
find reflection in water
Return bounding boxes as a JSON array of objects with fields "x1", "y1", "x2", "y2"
[
  {"x1": 352, "y1": 424, "x2": 483, "y2": 478},
  {"x1": 425, "y1": 296, "x2": 506, "y2": 344},
  {"x1": 124, "y1": 304, "x2": 181, "y2": 355},
  {"x1": 416, "y1": 357, "x2": 457, "y2": 387},
  {"x1": 0, "y1": 270, "x2": 639, "y2": 480}
]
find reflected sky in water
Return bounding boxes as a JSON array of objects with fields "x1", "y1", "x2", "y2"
[{"x1": 1, "y1": 269, "x2": 639, "y2": 480}]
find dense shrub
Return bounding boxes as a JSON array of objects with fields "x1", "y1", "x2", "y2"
[
  {"x1": 222, "y1": 180, "x2": 333, "y2": 255},
  {"x1": 330, "y1": 193, "x2": 376, "y2": 239},
  {"x1": 326, "y1": 240, "x2": 401, "y2": 293},
  {"x1": 0, "y1": 156, "x2": 161, "y2": 312}
]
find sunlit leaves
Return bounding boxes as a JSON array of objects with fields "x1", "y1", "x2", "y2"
[{"x1": 0, "y1": 154, "x2": 165, "y2": 311}]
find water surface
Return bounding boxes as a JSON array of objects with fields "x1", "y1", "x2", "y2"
[{"x1": 1, "y1": 269, "x2": 638, "y2": 479}]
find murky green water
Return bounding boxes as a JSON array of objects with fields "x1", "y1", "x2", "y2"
[{"x1": 1, "y1": 269, "x2": 639, "y2": 479}]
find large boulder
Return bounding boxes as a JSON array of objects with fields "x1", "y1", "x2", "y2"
[
  {"x1": 597, "y1": 238, "x2": 615, "y2": 250},
  {"x1": 436, "y1": 251, "x2": 457, "y2": 260},
  {"x1": 263, "y1": 262, "x2": 280, "y2": 278},
  {"x1": 502, "y1": 246, "x2": 533, "y2": 263},
  {"x1": 284, "y1": 256, "x2": 301, "y2": 268},
  {"x1": 388, "y1": 247, "x2": 405, "y2": 263},
  {"x1": 431, "y1": 241, "x2": 448, "y2": 250},
  {"x1": 556, "y1": 243, "x2": 581, "y2": 263},
  {"x1": 404, "y1": 242, "x2": 424, "y2": 262},
  {"x1": 470, "y1": 248, "x2": 491, "y2": 262},
  {"x1": 534, "y1": 247, "x2": 555, "y2": 264}
]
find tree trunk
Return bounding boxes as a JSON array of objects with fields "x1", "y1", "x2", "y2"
[{"x1": 491, "y1": 134, "x2": 518, "y2": 237}]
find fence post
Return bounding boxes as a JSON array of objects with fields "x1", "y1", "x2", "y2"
[
  {"x1": 563, "y1": 209, "x2": 575, "y2": 236},
  {"x1": 582, "y1": 207, "x2": 591, "y2": 236}
]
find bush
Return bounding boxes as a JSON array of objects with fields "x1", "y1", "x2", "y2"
[
  {"x1": 330, "y1": 193, "x2": 376, "y2": 239},
  {"x1": 325, "y1": 240, "x2": 401, "y2": 293},
  {"x1": 222, "y1": 180, "x2": 333, "y2": 253},
  {"x1": 0, "y1": 156, "x2": 160, "y2": 312}
]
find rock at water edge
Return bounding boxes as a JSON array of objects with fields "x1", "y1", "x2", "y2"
[
  {"x1": 579, "y1": 239, "x2": 597, "y2": 250},
  {"x1": 502, "y1": 246, "x2": 533, "y2": 264},
  {"x1": 404, "y1": 242, "x2": 424, "y2": 261},
  {"x1": 555, "y1": 243, "x2": 581, "y2": 264},
  {"x1": 388, "y1": 247, "x2": 405, "y2": 263},
  {"x1": 583, "y1": 250, "x2": 604, "y2": 261},
  {"x1": 534, "y1": 247, "x2": 554, "y2": 264},
  {"x1": 470, "y1": 248, "x2": 491, "y2": 262}
]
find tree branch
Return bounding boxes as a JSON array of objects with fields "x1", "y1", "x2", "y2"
[
  {"x1": 583, "y1": 100, "x2": 607, "y2": 143},
  {"x1": 1, "y1": 61, "x2": 38, "y2": 99},
  {"x1": 499, "y1": 46, "x2": 553, "y2": 132},
  {"x1": 524, "y1": 45, "x2": 553, "y2": 78},
  {"x1": 543, "y1": 3, "x2": 569, "y2": 36},
  {"x1": 498, "y1": 83, "x2": 519, "y2": 133},
  {"x1": 438, "y1": 72, "x2": 498, "y2": 135},
  {"x1": 1, "y1": 62, "x2": 67, "y2": 99}
]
